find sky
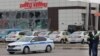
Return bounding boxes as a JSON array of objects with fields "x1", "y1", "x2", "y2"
[{"x1": 69, "y1": 0, "x2": 100, "y2": 3}]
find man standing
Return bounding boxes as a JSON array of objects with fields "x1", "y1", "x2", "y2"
[
  {"x1": 88, "y1": 31, "x2": 94, "y2": 56},
  {"x1": 92, "y1": 30, "x2": 99, "y2": 56},
  {"x1": 88, "y1": 30, "x2": 99, "y2": 56}
]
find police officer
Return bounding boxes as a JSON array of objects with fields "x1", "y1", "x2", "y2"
[
  {"x1": 92, "y1": 30, "x2": 99, "y2": 56},
  {"x1": 88, "y1": 31, "x2": 94, "y2": 56},
  {"x1": 88, "y1": 30, "x2": 99, "y2": 56}
]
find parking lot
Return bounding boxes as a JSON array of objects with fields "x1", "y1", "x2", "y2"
[{"x1": 0, "y1": 43, "x2": 100, "y2": 56}]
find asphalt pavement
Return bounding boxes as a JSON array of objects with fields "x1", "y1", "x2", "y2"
[{"x1": 0, "y1": 43, "x2": 100, "y2": 56}]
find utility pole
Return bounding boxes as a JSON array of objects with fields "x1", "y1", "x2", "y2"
[
  {"x1": 85, "y1": 3, "x2": 91, "y2": 30},
  {"x1": 95, "y1": 4, "x2": 99, "y2": 30}
]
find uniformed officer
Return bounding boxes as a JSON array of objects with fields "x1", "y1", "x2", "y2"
[
  {"x1": 92, "y1": 30, "x2": 99, "y2": 56},
  {"x1": 88, "y1": 31, "x2": 94, "y2": 56},
  {"x1": 88, "y1": 30, "x2": 99, "y2": 56}
]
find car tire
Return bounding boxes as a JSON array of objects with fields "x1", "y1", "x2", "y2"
[
  {"x1": 45, "y1": 45, "x2": 52, "y2": 52},
  {"x1": 9, "y1": 52, "x2": 15, "y2": 54},
  {"x1": 17, "y1": 38, "x2": 20, "y2": 40},
  {"x1": 65, "y1": 38, "x2": 68, "y2": 43},
  {"x1": 60, "y1": 39, "x2": 64, "y2": 44},
  {"x1": 23, "y1": 47, "x2": 30, "y2": 54},
  {"x1": 81, "y1": 39, "x2": 84, "y2": 44}
]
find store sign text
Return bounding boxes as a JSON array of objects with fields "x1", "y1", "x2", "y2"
[{"x1": 20, "y1": 0, "x2": 47, "y2": 9}]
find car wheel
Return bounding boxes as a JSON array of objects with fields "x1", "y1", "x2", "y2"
[
  {"x1": 17, "y1": 38, "x2": 20, "y2": 40},
  {"x1": 45, "y1": 45, "x2": 52, "y2": 52},
  {"x1": 23, "y1": 47, "x2": 30, "y2": 54},
  {"x1": 60, "y1": 39, "x2": 64, "y2": 44},
  {"x1": 65, "y1": 38, "x2": 68, "y2": 43},
  {"x1": 81, "y1": 39, "x2": 84, "y2": 44},
  {"x1": 9, "y1": 52, "x2": 15, "y2": 54}
]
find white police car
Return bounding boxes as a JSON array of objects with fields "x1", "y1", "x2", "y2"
[{"x1": 7, "y1": 36, "x2": 54, "y2": 54}]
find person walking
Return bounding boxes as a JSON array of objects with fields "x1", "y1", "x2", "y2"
[{"x1": 88, "y1": 30, "x2": 99, "y2": 56}]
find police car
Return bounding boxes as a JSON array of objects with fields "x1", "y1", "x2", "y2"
[{"x1": 7, "y1": 36, "x2": 54, "y2": 54}]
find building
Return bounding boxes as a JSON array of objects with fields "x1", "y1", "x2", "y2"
[
  {"x1": 0, "y1": 0, "x2": 99, "y2": 31},
  {"x1": 48, "y1": 0, "x2": 100, "y2": 31},
  {"x1": 0, "y1": 0, "x2": 48, "y2": 30}
]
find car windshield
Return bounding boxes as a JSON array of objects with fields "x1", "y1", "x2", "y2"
[
  {"x1": 73, "y1": 31, "x2": 83, "y2": 35},
  {"x1": 17, "y1": 37, "x2": 33, "y2": 42},
  {"x1": 39, "y1": 32, "x2": 47, "y2": 35},
  {"x1": 52, "y1": 31, "x2": 59, "y2": 34}
]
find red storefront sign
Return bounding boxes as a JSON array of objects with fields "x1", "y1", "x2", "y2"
[
  {"x1": 94, "y1": 12, "x2": 100, "y2": 16},
  {"x1": 20, "y1": 0, "x2": 47, "y2": 9}
]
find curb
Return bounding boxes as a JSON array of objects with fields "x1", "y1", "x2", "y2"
[{"x1": 62, "y1": 47, "x2": 100, "y2": 50}]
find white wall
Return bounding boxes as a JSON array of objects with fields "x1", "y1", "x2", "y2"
[
  {"x1": 48, "y1": 0, "x2": 98, "y2": 7},
  {"x1": 58, "y1": 9, "x2": 86, "y2": 31}
]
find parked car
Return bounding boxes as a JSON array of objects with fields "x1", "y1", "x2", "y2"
[
  {"x1": 49, "y1": 31, "x2": 69, "y2": 43},
  {"x1": 67, "y1": 31, "x2": 89, "y2": 43},
  {"x1": 38, "y1": 31, "x2": 51, "y2": 37},
  {"x1": 6, "y1": 31, "x2": 24, "y2": 42},
  {"x1": 31, "y1": 31, "x2": 40, "y2": 36},
  {"x1": 0, "y1": 29, "x2": 21, "y2": 41},
  {"x1": 7, "y1": 36, "x2": 54, "y2": 54},
  {"x1": 6, "y1": 30, "x2": 33, "y2": 42}
]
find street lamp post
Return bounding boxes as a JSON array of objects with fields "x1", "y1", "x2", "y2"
[{"x1": 88, "y1": 3, "x2": 93, "y2": 30}]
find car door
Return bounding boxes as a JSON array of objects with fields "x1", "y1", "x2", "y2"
[
  {"x1": 36, "y1": 37, "x2": 47, "y2": 50},
  {"x1": 30, "y1": 37, "x2": 39, "y2": 51},
  {"x1": 72, "y1": 32, "x2": 80, "y2": 42}
]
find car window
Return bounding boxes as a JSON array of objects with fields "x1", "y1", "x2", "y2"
[
  {"x1": 62, "y1": 32, "x2": 66, "y2": 35},
  {"x1": 62, "y1": 32, "x2": 69, "y2": 35},
  {"x1": 84, "y1": 31, "x2": 88, "y2": 35},
  {"x1": 8, "y1": 32, "x2": 16, "y2": 35},
  {"x1": 32, "y1": 37, "x2": 38, "y2": 41},
  {"x1": 38, "y1": 32, "x2": 46, "y2": 35},
  {"x1": 33, "y1": 32, "x2": 40, "y2": 36},
  {"x1": 38, "y1": 37, "x2": 46, "y2": 41},
  {"x1": 17, "y1": 37, "x2": 33, "y2": 42},
  {"x1": 19, "y1": 32, "x2": 25, "y2": 35},
  {"x1": 52, "y1": 31, "x2": 59, "y2": 34},
  {"x1": 73, "y1": 32, "x2": 82, "y2": 34},
  {"x1": 26, "y1": 32, "x2": 32, "y2": 36}
]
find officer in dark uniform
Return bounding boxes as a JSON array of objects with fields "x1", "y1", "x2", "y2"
[
  {"x1": 88, "y1": 30, "x2": 99, "y2": 56},
  {"x1": 92, "y1": 30, "x2": 99, "y2": 56},
  {"x1": 88, "y1": 31, "x2": 94, "y2": 56}
]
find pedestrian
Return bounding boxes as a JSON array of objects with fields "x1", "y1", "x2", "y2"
[{"x1": 87, "y1": 29, "x2": 99, "y2": 56}]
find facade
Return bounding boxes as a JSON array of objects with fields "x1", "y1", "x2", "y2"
[
  {"x1": 0, "y1": 0, "x2": 100, "y2": 31},
  {"x1": 0, "y1": 0, "x2": 48, "y2": 30},
  {"x1": 48, "y1": 0, "x2": 99, "y2": 31}
]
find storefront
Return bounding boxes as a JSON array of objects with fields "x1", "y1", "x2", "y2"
[
  {"x1": 48, "y1": 0, "x2": 99, "y2": 31},
  {"x1": 0, "y1": 0, "x2": 100, "y2": 31},
  {"x1": 0, "y1": 0, "x2": 48, "y2": 30}
]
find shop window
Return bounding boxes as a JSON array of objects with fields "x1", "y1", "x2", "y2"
[
  {"x1": 0, "y1": 12, "x2": 2, "y2": 19},
  {"x1": 22, "y1": 12, "x2": 27, "y2": 18},
  {"x1": 3, "y1": 12, "x2": 9, "y2": 18},
  {"x1": 35, "y1": 11, "x2": 40, "y2": 18},
  {"x1": 16, "y1": 12, "x2": 21, "y2": 19},
  {"x1": 82, "y1": 13, "x2": 86, "y2": 21},
  {"x1": 35, "y1": 19, "x2": 47, "y2": 29},
  {"x1": 29, "y1": 12, "x2": 34, "y2": 18},
  {"x1": 5, "y1": 12, "x2": 9, "y2": 18}
]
